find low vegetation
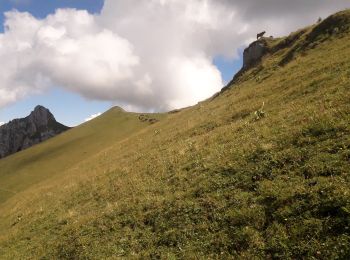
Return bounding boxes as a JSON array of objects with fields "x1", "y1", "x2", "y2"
[{"x1": 0, "y1": 9, "x2": 349, "y2": 259}]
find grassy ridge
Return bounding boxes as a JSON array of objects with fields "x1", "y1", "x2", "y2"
[
  {"x1": 0, "y1": 10, "x2": 349, "y2": 259},
  {"x1": 0, "y1": 107, "x2": 164, "y2": 204}
]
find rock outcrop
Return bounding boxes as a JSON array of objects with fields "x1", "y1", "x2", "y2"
[
  {"x1": 242, "y1": 39, "x2": 268, "y2": 69},
  {"x1": 220, "y1": 38, "x2": 269, "y2": 93},
  {"x1": 0, "y1": 105, "x2": 70, "y2": 159}
]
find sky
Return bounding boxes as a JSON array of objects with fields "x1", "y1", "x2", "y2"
[{"x1": 0, "y1": 0, "x2": 349, "y2": 126}]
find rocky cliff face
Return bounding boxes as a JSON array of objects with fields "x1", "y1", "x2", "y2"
[
  {"x1": 242, "y1": 39, "x2": 268, "y2": 69},
  {"x1": 220, "y1": 38, "x2": 269, "y2": 93},
  {"x1": 0, "y1": 106, "x2": 70, "y2": 159}
]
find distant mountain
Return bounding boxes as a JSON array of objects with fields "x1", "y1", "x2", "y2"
[{"x1": 0, "y1": 105, "x2": 69, "y2": 159}]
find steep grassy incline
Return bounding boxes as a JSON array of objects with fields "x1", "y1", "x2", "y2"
[
  {"x1": 0, "y1": 107, "x2": 164, "y2": 204},
  {"x1": 0, "y1": 10, "x2": 349, "y2": 259}
]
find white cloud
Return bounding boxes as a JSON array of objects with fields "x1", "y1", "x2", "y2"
[
  {"x1": 0, "y1": 0, "x2": 349, "y2": 111},
  {"x1": 0, "y1": 122, "x2": 5, "y2": 126},
  {"x1": 84, "y1": 112, "x2": 102, "y2": 122},
  {"x1": 0, "y1": 9, "x2": 139, "y2": 108}
]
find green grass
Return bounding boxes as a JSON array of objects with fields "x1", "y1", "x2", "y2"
[
  {"x1": 0, "y1": 107, "x2": 164, "y2": 203},
  {"x1": 0, "y1": 9, "x2": 349, "y2": 259}
]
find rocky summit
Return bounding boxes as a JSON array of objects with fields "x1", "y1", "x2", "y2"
[{"x1": 0, "y1": 106, "x2": 69, "y2": 159}]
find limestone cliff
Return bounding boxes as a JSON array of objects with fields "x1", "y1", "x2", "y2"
[
  {"x1": 242, "y1": 39, "x2": 268, "y2": 69},
  {"x1": 0, "y1": 106, "x2": 70, "y2": 159}
]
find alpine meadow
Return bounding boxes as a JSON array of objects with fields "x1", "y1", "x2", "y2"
[{"x1": 0, "y1": 8, "x2": 350, "y2": 260}]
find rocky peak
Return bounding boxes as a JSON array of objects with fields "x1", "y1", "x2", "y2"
[
  {"x1": 0, "y1": 106, "x2": 70, "y2": 159},
  {"x1": 32, "y1": 105, "x2": 52, "y2": 117},
  {"x1": 28, "y1": 105, "x2": 56, "y2": 128}
]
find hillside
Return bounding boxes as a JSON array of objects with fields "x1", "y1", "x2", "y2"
[
  {"x1": 0, "y1": 10, "x2": 349, "y2": 259},
  {"x1": 0, "y1": 107, "x2": 163, "y2": 204}
]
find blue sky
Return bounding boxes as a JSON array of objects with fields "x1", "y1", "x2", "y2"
[
  {"x1": 0, "y1": 0, "x2": 242, "y2": 126},
  {"x1": 0, "y1": 0, "x2": 103, "y2": 21}
]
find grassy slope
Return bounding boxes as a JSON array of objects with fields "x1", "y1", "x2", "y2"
[
  {"x1": 0, "y1": 10, "x2": 349, "y2": 259},
  {"x1": 0, "y1": 107, "x2": 164, "y2": 203}
]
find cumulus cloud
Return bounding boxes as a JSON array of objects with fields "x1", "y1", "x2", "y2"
[
  {"x1": 0, "y1": 0, "x2": 349, "y2": 111},
  {"x1": 85, "y1": 112, "x2": 102, "y2": 122},
  {"x1": 0, "y1": 122, "x2": 5, "y2": 126},
  {"x1": 0, "y1": 9, "x2": 139, "y2": 108}
]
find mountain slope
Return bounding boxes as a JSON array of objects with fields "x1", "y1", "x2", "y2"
[
  {"x1": 0, "y1": 107, "x2": 164, "y2": 204},
  {"x1": 0, "y1": 10, "x2": 349, "y2": 259},
  {"x1": 0, "y1": 105, "x2": 69, "y2": 159}
]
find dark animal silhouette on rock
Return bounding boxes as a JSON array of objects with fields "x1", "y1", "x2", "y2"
[{"x1": 257, "y1": 31, "x2": 266, "y2": 40}]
